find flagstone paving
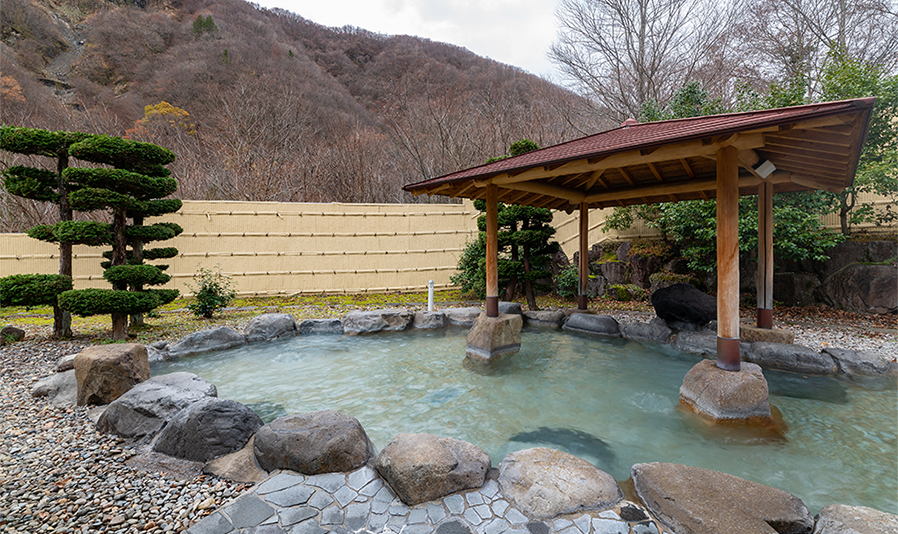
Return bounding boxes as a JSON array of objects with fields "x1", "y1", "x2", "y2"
[{"x1": 187, "y1": 466, "x2": 670, "y2": 534}]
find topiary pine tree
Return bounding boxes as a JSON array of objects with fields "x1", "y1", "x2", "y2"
[
  {"x1": 56, "y1": 135, "x2": 182, "y2": 340},
  {"x1": 0, "y1": 126, "x2": 96, "y2": 338},
  {"x1": 452, "y1": 139, "x2": 559, "y2": 310}
]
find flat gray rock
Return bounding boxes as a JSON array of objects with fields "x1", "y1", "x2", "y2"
[
  {"x1": 153, "y1": 397, "x2": 262, "y2": 462},
  {"x1": 413, "y1": 311, "x2": 448, "y2": 329},
  {"x1": 632, "y1": 462, "x2": 813, "y2": 534},
  {"x1": 244, "y1": 313, "x2": 298, "y2": 343},
  {"x1": 619, "y1": 318, "x2": 672, "y2": 344},
  {"x1": 498, "y1": 447, "x2": 623, "y2": 519},
  {"x1": 674, "y1": 330, "x2": 749, "y2": 358},
  {"x1": 746, "y1": 342, "x2": 838, "y2": 375},
  {"x1": 813, "y1": 504, "x2": 898, "y2": 534},
  {"x1": 498, "y1": 302, "x2": 523, "y2": 315},
  {"x1": 444, "y1": 307, "x2": 483, "y2": 326},
  {"x1": 523, "y1": 310, "x2": 565, "y2": 326},
  {"x1": 97, "y1": 372, "x2": 217, "y2": 439},
  {"x1": 299, "y1": 318, "x2": 343, "y2": 335},
  {"x1": 167, "y1": 327, "x2": 245, "y2": 358},
  {"x1": 822, "y1": 348, "x2": 893, "y2": 377},
  {"x1": 343, "y1": 308, "x2": 413, "y2": 335},
  {"x1": 562, "y1": 313, "x2": 621, "y2": 337},
  {"x1": 31, "y1": 370, "x2": 77, "y2": 406},
  {"x1": 375, "y1": 433, "x2": 489, "y2": 505}
]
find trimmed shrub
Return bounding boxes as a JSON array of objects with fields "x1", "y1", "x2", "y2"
[{"x1": 0, "y1": 274, "x2": 73, "y2": 307}]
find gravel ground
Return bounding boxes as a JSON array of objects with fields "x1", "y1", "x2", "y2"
[{"x1": 1, "y1": 308, "x2": 895, "y2": 533}]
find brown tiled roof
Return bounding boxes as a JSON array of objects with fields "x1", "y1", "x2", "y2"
[{"x1": 403, "y1": 98, "x2": 875, "y2": 210}]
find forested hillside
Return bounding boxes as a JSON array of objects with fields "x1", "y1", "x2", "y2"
[{"x1": 0, "y1": 0, "x2": 605, "y2": 231}]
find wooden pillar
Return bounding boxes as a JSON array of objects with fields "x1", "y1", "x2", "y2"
[
  {"x1": 578, "y1": 202, "x2": 589, "y2": 310},
  {"x1": 485, "y1": 184, "x2": 499, "y2": 317},
  {"x1": 757, "y1": 181, "x2": 774, "y2": 328},
  {"x1": 716, "y1": 146, "x2": 741, "y2": 371}
]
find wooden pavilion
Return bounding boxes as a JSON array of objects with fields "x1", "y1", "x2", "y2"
[{"x1": 404, "y1": 98, "x2": 874, "y2": 371}]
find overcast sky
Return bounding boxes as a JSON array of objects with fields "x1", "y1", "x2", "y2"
[{"x1": 251, "y1": 0, "x2": 562, "y2": 79}]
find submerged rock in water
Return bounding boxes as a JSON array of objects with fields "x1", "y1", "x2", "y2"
[{"x1": 507, "y1": 427, "x2": 617, "y2": 470}]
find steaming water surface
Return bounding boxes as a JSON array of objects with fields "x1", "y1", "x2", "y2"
[{"x1": 152, "y1": 326, "x2": 898, "y2": 515}]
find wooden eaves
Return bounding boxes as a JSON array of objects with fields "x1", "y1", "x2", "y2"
[{"x1": 402, "y1": 98, "x2": 875, "y2": 211}]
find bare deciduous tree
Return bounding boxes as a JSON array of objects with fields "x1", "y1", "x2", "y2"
[{"x1": 550, "y1": 0, "x2": 744, "y2": 121}]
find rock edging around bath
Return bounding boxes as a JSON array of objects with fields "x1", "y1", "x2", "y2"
[{"x1": 146, "y1": 307, "x2": 895, "y2": 380}]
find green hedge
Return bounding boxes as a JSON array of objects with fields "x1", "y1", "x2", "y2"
[
  {"x1": 59, "y1": 288, "x2": 162, "y2": 316},
  {"x1": 0, "y1": 274, "x2": 73, "y2": 307}
]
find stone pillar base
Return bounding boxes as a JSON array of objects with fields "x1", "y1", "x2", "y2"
[
  {"x1": 679, "y1": 359, "x2": 772, "y2": 423},
  {"x1": 740, "y1": 325, "x2": 794, "y2": 344},
  {"x1": 465, "y1": 313, "x2": 523, "y2": 365}
]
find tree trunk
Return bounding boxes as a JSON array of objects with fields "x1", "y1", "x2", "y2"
[
  {"x1": 112, "y1": 313, "x2": 128, "y2": 340},
  {"x1": 839, "y1": 193, "x2": 855, "y2": 236},
  {"x1": 55, "y1": 150, "x2": 73, "y2": 338},
  {"x1": 129, "y1": 216, "x2": 144, "y2": 328},
  {"x1": 522, "y1": 243, "x2": 538, "y2": 311}
]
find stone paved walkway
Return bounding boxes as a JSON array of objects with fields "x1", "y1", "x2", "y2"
[{"x1": 187, "y1": 466, "x2": 670, "y2": 534}]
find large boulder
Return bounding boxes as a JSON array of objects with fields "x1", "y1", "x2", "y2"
[
  {"x1": 342, "y1": 308, "x2": 413, "y2": 334},
  {"x1": 812, "y1": 504, "x2": 898, "y2": 534},
  {"x1": 166, "y1": 327, "x2": 245, "y2": 359},
  {"x1": 822, "y1": 348, "x2": 894, "y2": 378},
  {"x1": 600, "y1": 261, "x2": 629, "y2": 285},
  {"x1": 746, "y1": 342, "x2": 838, "y2": 375},
  {"x1": 774, "y1": 272, "x2": 821, "y2": 307},
  {"x1": 31, "y1": 370, "x2": 77, "y2": 406},
  {"x1": 679, "y1": 360, "x2": 772, "y2": 421},
  {"x1": 244, "y1": 313, "x2": 297, "y2": 343},
  {"x1": 817, "y1": 263, "x2": 897, "y2": 315},
  {"x1": 630, "y1": 255, "x2": 662, "y2": 289},
  {"x1": 253, "y1": 410, "x2": 374, "y2": 474},
  {"x1": 152, "y1": 397, "x2": 262, "y2": 463},
  {"x1": 562, "y1": 313, "x2": 621, "y2": 337},
  {"x1": 375, "y1": 433, "x2": 489, "y2": 505},
  {"x1": 498, "y1": 447, "x2": 623, "y2": 519},
  {"x1": 632, "y1": 462, "x2": 814, "y2": 534},
  {"x1": 96, "y1": 372, "x2": 217, "y2": 439},
  {"x1": 74, "y1": 344, "x2": 150, "y2": 406},
  {"x1": 651, "y1": 284, "x2": 716, "y2": 327}
]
